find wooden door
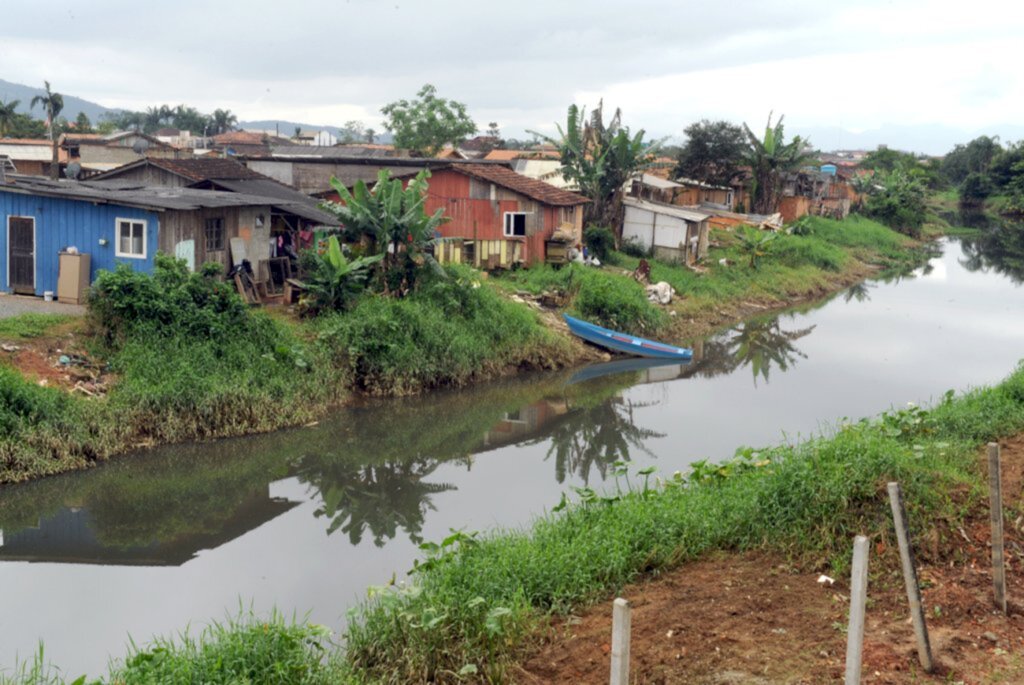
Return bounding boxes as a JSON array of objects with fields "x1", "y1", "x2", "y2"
[{"x1": 8, "y1": 217, "x2": 35, "y2": 294}]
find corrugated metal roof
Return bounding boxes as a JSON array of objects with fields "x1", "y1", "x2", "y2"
[
  {"x1": 635, "y1": 173, "x2": 685, "y2": 190},
  {"x1": 0, "y1": 142, "x2": 53, "y2": 161},
  {"x1": 211, "y1": 179, "x2": 338, "y2": 224},
  {"x1": 623, "y1": 197, "x2": 710, "y2": 223}
]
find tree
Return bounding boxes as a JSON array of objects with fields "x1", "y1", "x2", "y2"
[
  {"x1": 30, "y1": 81, "x2": 64, "y2": 179},
  {"x1": 380, "y1": 84, "x2": 476, "y2": 157},
  {"x1": 940, "y1": 135, "x2": 1002, "y2": 186},
  {"x1": 960, "y1": 172, "x2": 993, "y2": 207},
  {"x1": 364, "y1": 127, "x2": 376, "y2": 144},
  {"x1": 210, "y1": 109, "x2": 237, "y2": 136},
  {"x1": 321, "y1": 169, "x2": 450, "y2": 295},
  {"x1": 338, "y1": 120, "x2": 366, "y2": 144},
  {"x1": 674, "y1": 119, "x2": 746, "y2": 186},
  {"x1": 534, "y1": 102, "x2": 659, "y2": 232},
  {"x1": 74, "y1": 111, "x2": 93, "y2": 133},
  {"x1": 0, "y1": 99, "x2": 19, "y2": 136},
  {"x1": 861, "y1": 166, "x2": 928, "y2": 237},
  {"x1": 742, "y1": 113, "x2": 811, "y2": 214}
]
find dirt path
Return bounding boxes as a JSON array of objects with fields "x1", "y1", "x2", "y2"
[{"x1": 518, "y1": 436, "x2": 1024, "y2": 684}]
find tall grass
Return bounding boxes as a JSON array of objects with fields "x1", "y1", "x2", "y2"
[
  {"x1": 0, "y1": 313, "x2": 74, "y2": 339},
  {"x1": 343, "y1": 362, "x2": 1024, "y2": 683},
  {"x1": 317, "y1": 265, "x2": 571, "y2": 394}
]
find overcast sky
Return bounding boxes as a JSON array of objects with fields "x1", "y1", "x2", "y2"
[{"x1": 2, "y1": 0, "x2": 1022, "y2": 152}]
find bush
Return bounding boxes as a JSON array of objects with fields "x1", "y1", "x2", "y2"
[
  {"x1": 572, "y1": 269, "x2": 666, "y2": 334},
  {"x1": 583, "y1": 226, "x2": 615, "y2": 261},
  {"x1": 88, "y1": 254, "x2": 265, "y2": 349},
  {"x1": 960, "y1": 172, "x2": 993, "y2": 207},
  {"x1": 620, "y1": 236, "x2": 649, "y2": 258},
  {"x1": 772, "y1": 235, "x2": 846, "y2": 271},
  {"x1": 862, "y1": 167, "x2": 927, "y2": 237}
]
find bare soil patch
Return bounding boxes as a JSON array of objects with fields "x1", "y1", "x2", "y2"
[{"x1": 519, "y1": 436, "x2": 1024, "y2": 684}]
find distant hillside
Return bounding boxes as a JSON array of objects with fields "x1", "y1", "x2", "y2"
[
  {"x1": 799, "y1": 123, "x2": 1024, "y2": 156},
  {"x1": 0, "y1": 79, "x2": 118, "y2": 122}
]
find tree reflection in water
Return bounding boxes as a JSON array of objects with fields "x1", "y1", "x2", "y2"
[
  {"x1": 693, "y1": 316, "x2": 816, "y2": 386},
  {"x1": 958, "y1": 219, "x2": 1024, "y2": 284},
  {"x1": 538, "y1": 397, "x2": 663, "y2": 485}
]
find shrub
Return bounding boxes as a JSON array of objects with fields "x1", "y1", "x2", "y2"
[
  {"x1": 300, "y1": 236, "x2": 382, "y2": 316},
  {"x1": 772, "y1": 235, "x2": 846, "y2": 271},
  {"x1": 572, "y1": 269, "x2": 666, "y2": 334},
  {"x1": 620, "y1": 236, "x2": 649, "y2": 258},
  {"x1": 583, "y1": 226, "x2": 615, "y2": 261},
  {"x1": 862, "y1": 167, "x2": 927, "y2": 237}
]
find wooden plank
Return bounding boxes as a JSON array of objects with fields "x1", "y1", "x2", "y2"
[
  {"x1": 610, "y1": 598, "x2": 630, "y2": 685},
  {"x1": 989, "y1": 442, "x2": 1008, "y2": 613},
  {"x1": 500, "y1": 240, "x2": 508, "y2": 265},
  {"x1": 887, "y1": 482, "x2": 934, "y2": 671},
  {"x1": 845, "y1": 535, "x2": 870, "y2": 685}
]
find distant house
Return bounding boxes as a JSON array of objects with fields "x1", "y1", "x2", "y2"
[
  {"x1": 292, "y1": 129, "x2": 337, "y2": 146},
  {"x1": 779, "y1": 168, "x2": 855, "y2": 222},
  {"x1": 629, "y1": 173, "x2": 736, "y2": 211},
  {"x1": 210, "y1": 130, "x2": 292, "y2": 157},
  {"x1": 60, "y1": 131, "x2": 184, "y2": 173},
  {"x1": 0, "y1": 175, "x2": 339, "y2": 297},
  {"x1": 481, "y1": 149, "x2": 573, "y2": 190},
  {"x1": 621, "y1": 197, "x2": 711, "y2": 266},
  {"x1": 0, "y1": 138, "x2": 55, "y2": 177}
]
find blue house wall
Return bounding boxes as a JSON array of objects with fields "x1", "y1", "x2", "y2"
[{"x1": 0, "y1": 189, "x2": 161, "y2": 296}]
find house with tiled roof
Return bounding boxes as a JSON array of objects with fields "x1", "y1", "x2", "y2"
[{"x1": 59, "y1": 131, "x2": 184, "y2": 173}]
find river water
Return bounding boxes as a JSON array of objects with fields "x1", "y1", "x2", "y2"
[{"x1": 1, "y1": 232, "x2": 1023, "y2": 677}]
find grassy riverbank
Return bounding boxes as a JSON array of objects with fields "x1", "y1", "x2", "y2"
[
  {"x1": 496, "y1": 214, "x2": 931, "y2": 341},
  {"x1": 0, "y1": 214, "x2": 934, "y2": 485},
  {"x1": 6, "y1": 361, "x2": 1024, "y2": 684}
]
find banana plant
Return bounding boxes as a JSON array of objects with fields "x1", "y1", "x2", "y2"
[
  {"x1": 302, "y1": 235, "x2": 382, "y2": 314},
  {"x1": 742, "y1": 112, "x2": 812, "y2": 214}
]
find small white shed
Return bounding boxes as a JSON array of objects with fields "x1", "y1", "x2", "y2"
[{"x1": 621, "y1": 197, "x2": 711, "y2": 265}]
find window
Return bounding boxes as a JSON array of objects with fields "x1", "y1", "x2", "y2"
[
  {"x1": 205, "y1": 217, "x2": 225, "y2": 251},
  {"x1": 116, "y1": 218, "x2": 147, "y2": 258},
  {"x1": 503, "y1": 212, "x2": 528, "y2": 237}
]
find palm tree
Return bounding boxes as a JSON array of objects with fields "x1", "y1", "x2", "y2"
[
  {"x1": 0, "y1": 99, "x2": 20, "y2": 136},
  {"x1": 742, "y1": 112, "x2": 811, "y2": 214},
  {"x1": 30, "y1": 81, "x2": 64, "y2": 179},
  {"x1": 211, "y1": 109, "x2": 238, "y2": 135}
]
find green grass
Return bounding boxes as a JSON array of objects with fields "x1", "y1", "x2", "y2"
[
  {"x1": 341, "y1": 362, "x2": 1024, "y2": 683},
  {"x1": 316, "y1": 265, "x2": 571, "y2": 395},
  {"x1": 0, "y1": 313, "x2": 75, "y2": 340}
]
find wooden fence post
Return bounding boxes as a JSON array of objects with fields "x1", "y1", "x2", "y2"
[
  {"x1": 989, "y1": 442, "x2": 1008, "y2": 614},
  {"x1": 887, "y1": 482, "x2": 934, "y2": 671},
  {"x1": 610, "y1": 598, "x2": 631, "y2": 685},
  {"x1": 845, "y1": 535, "x2": 870, "y2": 685}
]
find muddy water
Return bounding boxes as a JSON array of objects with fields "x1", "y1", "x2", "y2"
[{"x1": 2, "y1": 235, "x2": 1023, "y2": 677}]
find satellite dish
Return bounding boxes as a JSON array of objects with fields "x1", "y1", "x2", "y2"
[
  {"x1": 132, "y1": 138, "x2": 150, "y2": 155},
  {"x1": 65, "y1": 162, "x2": 83, "y2": 180}
]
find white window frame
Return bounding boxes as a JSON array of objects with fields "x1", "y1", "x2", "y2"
[
  {"x1": 6, "y1": 215, "x2": 36, "y2": 291},
  {"x1": 115, "y1": 217, "x2": 147, "y2": 259},
  {"x1": 503, "y1": 211, "x2": 529, "y2": 238}
]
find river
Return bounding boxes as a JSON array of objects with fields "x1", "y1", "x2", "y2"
[{"x1": 1, "y1": 231, "x2": 1023, "y2": 677}]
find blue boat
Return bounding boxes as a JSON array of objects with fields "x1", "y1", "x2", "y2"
[{"x1": 563, "y1": 314, "x2": 693, "y2": 360}]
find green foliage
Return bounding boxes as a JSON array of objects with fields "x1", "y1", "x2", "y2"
[
  {"x1": 0, "y1": 313, "x2": 73, "y2": 339},
  {"x1": 772, "y1": 233, "x2": 846, "y2": 271},
  {"x1": 736, "y1": 227, "x2": 778, "y2": 269},
  {"x1": 380, "y1": 84, "x2": 476, "y2": 157},
  {"x1": 88, "y1": 254, "x2": 266, "y2": 349},
  {"x1": 941, "y1": 135, "x2": 1002, "y2": 186},
  {"x1": 619, "y1": 236, "x2": 650, "y2": 258},
  {"x1": 583, "y1": 226, "x2": 615, "y2": 261},
  {"x1": 533, "y1": 102, "x2": 659, "y2": 228},
  {"x1": 301, "y1": 236, "x2": 383, "y2": 315},
  {"x1": 108, "y1": 610, "x2": 344, "y2": 685},
  {"x1": 0, "y1": 366, "x2": 74, "y2": 437},
  {"x1": 346, "y1": 362, "x2": 1024, "y2": 682},
  {"x1": 571, "y1": 268, "x2": 666, "y2": 334},
  {"x1": 960, "y1": 171, "x2": 993, "y2": 206},
  {"x1": 743, "y1": 112, "x2": 812, "y2": 214},
  {"x1": 674, "y1": 119, "x2": 747, "y2": 186},
  {"x1": 29, "y1": 81, "x2": 63, "y2": 139},
  {"x1": 0, "y1": 99, "x2": 21, "y2": 136},
  {"x1": 317, "y1": 265, "x2": 567, "y2": 394},
  {"x1": 861, "y1": 166, "x2": 928, "y2": 237},
  {"x1": 322, "y1": 169, "x2": 449, "y2": 296}
]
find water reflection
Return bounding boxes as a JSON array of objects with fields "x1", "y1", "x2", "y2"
[{"x1": 958, "y1": 220, "x2": 1024, "y2": 284}]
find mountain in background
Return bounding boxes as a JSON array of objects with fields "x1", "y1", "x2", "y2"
[{"x1": 0, "y1": 78, "x2": 118, "y2": 122}]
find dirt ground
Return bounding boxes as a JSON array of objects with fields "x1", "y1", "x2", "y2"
[
  {"x1": 0, "y1": 320, "x2": 110, "y2": 395},
  {"x1": 518, "y1": 436, "x2": 1024, "y2": 684}
]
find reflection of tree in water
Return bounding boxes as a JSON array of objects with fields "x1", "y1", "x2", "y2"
[
  {"x1": 843, "y1": 281, "x2": 874, "y2": 303},
  {"x1": 299, "y1": 457, "x2": 457, "y2": 547},
  {"x1": 959, "y1": 221, "x2": 1024, "y2": 284},
  {"x1": 537, "y1": 397, "x2": 663, "y2": 485},
  {"x1": 683, "y1": 315, "x2": 816, "y2": 386}
]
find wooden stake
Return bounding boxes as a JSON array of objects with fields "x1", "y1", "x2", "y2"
[
  {"x1": 845, "y1": 535, "x2": 870, "y2": 685},
  {"x1": 887, "y1": 482, "x2": 934, "y2": 671},
  {"x1": 610, "y1": 598, "x2": 631, "y2": 685},
  {"x1": 989, "y1": 442, "x2": 1008, "y2": 614}
]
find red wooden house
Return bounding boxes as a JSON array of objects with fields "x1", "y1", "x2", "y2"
[{"x1": 423, "y1": 164, "x2": 587, "y2": 267}]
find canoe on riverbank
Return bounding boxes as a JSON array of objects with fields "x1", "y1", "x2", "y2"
[{"x1": 563, "y1": 314, "x2": 693, "y2": 360}]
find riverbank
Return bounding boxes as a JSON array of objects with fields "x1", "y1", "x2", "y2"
[
  {"x1": 7, "y1": 358, "x2": 1024, "y2": 684},
  {"x1": 0, "y1": 214, "x2": 932, "y2": 485}
]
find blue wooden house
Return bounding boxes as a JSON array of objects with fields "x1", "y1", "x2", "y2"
[{"x1": 0, "y1": 175, "x2": 337, "y2": 298}]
